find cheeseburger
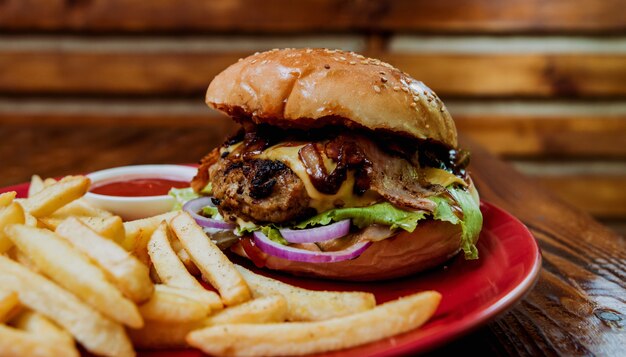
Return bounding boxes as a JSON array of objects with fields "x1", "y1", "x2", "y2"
[{"x1": 179, "y1": 48, "x2": 482, "y2": 281}]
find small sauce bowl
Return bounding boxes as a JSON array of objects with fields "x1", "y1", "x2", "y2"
[{"x1": 84, "y1": 165, "x2": 196, "y2": 220}]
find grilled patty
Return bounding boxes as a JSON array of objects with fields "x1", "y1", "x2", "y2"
[{"x1": 209, "y1": 158, "x2": 312, "y2": 224}]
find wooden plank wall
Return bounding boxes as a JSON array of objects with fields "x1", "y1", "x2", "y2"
[{"x1": 1, "y1": 0, "x2": 625, "y2": 232}]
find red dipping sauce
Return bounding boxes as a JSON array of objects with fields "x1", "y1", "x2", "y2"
[{"x1": 90, "y1": 178, "x2": 189, "y2": 197}]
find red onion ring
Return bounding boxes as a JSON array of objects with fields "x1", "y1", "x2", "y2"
[
  {"x1": 253, "y1": 231, "x2": 371, "y2": 263},
  {"x1": 279, "y1": 219, "x2": 350, "y2": 243},
  {"x1": 182, "y1": 197, "x2": 235, "y2": 230}
]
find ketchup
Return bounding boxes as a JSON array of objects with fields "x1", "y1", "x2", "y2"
[{"x1": 90, "y1": 178, "x2": 189, "y2": 197}]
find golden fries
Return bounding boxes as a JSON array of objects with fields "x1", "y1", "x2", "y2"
[
  {"x1": 0, "y1": 191, "x2": 17, "y2": 208},
  {"x1": 128, "y1": 320, "x2": 203, "y2": 349},
  {"x1": 122, "y1": 211, "x2": 178, "y2": 251},
  {"x1": 6, "y1": 225, "x2": 143, "y2": 328},
  {"x1": 12, "y1": 310, "x2": 74, "y2": 346},
  {"x1": 156, "y1": 284, "x2": 222, "y2": 311},
  {"x1": 27, "y1": 175, "x2": 45, "y2": 197},
  {"x1": 235, "y1": 265, "x2": 376, "y2": 321},
  {"x1": 206, "y1": 295, "x2": 287, "y2": 326},
  {"x1": 0, "y1": 201, "x2": 25, "y2": 253},
  {"x1": 0, "y1": 290, "x2": 19, "y2": 322},
  {"x1": 20, "y1": 176, "x2": 90, "y2": 218},
  {"x1": 50, "y1": 198, "x2": 113, "y2": 219},
  {"x1": 188, "y1": 291, "x2": 441, "y2": 357},
  {"x1": 55, "y1": 217, "x2": 153, "y2": 303},
  {"x1": 148, "y1": 222, "x2": 205, "y2": 290},
  {"x1": 171, "y1": 212, "x2": 250, "y2": 306},
  {"x1": 0, "y1": 256, "x2": 134, "y2": 357},
  {"x1": 138, "y1": 285, "x2": 209, "y2": 323},
  {"x1": 0, "y1": 324, "x2": 79, "y2": 357}
]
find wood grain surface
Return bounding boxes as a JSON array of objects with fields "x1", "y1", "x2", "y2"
[
  {"x1": 1, "y1": 50, "x2": 624, "y2": 98},
  {"x1": 1, "y1": 0, "x2": 624, "y2": 33},
  {"x1": 1, "y1": 124, "x2": 623, "y2": 355}
]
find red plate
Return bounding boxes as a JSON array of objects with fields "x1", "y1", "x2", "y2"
[{"x1": 2, "y1": 182, "x2": 541, "y2": 356}]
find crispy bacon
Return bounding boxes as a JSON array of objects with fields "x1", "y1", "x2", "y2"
[
  {"x1": 191, "y1": 147, "x2": 220, "y2": 192},
  {"x1": 325, "y1": 134, "x2": 440, "y2": 212}
]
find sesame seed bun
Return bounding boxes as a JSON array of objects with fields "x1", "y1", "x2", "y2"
[{"x1": 206, "y1": 48, "x2": 458, "y2": 147}]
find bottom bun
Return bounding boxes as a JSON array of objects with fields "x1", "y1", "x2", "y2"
[{"x1": 233, "y1": 219, "x2": 463, "y2": 281}]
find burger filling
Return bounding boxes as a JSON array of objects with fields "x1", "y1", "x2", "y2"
[{"x1": 173, "y1": 124, "x2": 482, "y2": 263}]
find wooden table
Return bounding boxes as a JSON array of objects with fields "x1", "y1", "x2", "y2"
[{"x1": 1, "y1": 123, "x2": 624, "y2": 356}]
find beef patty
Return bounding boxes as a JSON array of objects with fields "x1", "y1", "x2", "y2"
[{"x1": 209, "y1": 158, "x2": 312, "y2": 224}]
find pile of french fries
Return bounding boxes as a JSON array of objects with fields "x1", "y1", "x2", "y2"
[{"x1": 0, "y1": 175, "x2": 441, "y2": 357}]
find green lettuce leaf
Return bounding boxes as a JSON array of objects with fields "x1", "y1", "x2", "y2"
[
  {"x1": 168, "y1": 187, "x2": 199, "y2": 211},
  {"x1": 295, "y1": 202, "x2": 427, "y2": 232},
  {"x1": 447, "y1": 187, "x2": 482, "y2": 260},
  {"x1": 200, "y1": 182, "x2": 213, "y2": 195},
  {"x1": 260, "y1": 226, "x2": 288, "y2": 245},
  {"x1": 202, "y1": 206, "x2": 219, "y2": 218}
]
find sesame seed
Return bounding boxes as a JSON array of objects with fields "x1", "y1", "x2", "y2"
[
  {"x1": 306, "y1": 49, "x2": 313, "y2": 53},
  {"x1": 349, "y1": 61, "x2": 356, "y2": 65},
  {"x1": 381, "y1": 77, "x2": 388, "y2": 83},
  {"x1": 410, "y1": 102, "x2": 417, "y2": 108},
  {"x1": 413, "y1": 96, "x2": 419, "y2": 101},
  {"x1": 393, "y1": 86, "x2": 400, "y2": 91},
  {"x1": 402, "y1": 87, "x2": 409, "y2": 92},
  {"x1": 373, "y1": 85, "x2": 381, "y2": 93},
  {"x1": 339, "y1": 56, "x2": 346, "y2": 61},
  {"x1": 251, "y1": 59, "x2": 257, "y2": 64},
  {"x1": 324, "y1": 64, "x2": 330, "y2": 69},
  {"x1": 254, "y1": 52, "x2": 260, "y2": 55},
  {"x1": 360, "y1": 60, "x2": 369, "y2": 64},
  {"x1": 238, "y1": 58, "x2": 243, "y2": 62}
]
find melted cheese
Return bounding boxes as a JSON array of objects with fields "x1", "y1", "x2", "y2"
[
  {"x1": 256, "y1": 144, "x2": 378, "y2": 213},
  {"x1": 421, "y1": 167, "x2": 467, "y2": 187}
]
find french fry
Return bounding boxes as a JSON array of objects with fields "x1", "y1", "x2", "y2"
[
  {"x1": 130, "y1": 295, "x2": 287, "y2": 349},
  {"x1": 42, "y1": 178, "x2": 57, "y2": 186},
  {"x1": 0, "y1": 290, "x2": 19, "y2": 322},
  {"x1": 28, "y1": 175, "x2": 45, "y2": 197},
  {"x1": 11, "y1": 310, "x2": 74, "y2": 346},
  {"x1": 0, "y1": 256, "x2": 134, "y2": 357},
  {"x1": 128, "y1": 320, "x2": 203, "y2": 349},
  {"x1": 148, "y1": 222, "x2": 205, "y2": 290},
  {"x1": 20, "y1": 176, "x2": 90, "y2": 218},
  {"x1": 6, "y1": 224, "x2": 143, "y2": 328},
  {"x1": 188, "y1": 291, "x2": 441, "y2": 357},
  {"x1": 235, "y1": 265, "x2": 376, "y2": 321},
  {"x1": 0, "y1": 202, "x2": 25, "y2": 253},
  {"x1": 156, "y1": 284, "x2": 222, "y2": 311},
  {"x1": 0, "y1": 324, "x2": 79, "y2": 357},
  {"x1": 56, "y1": 217, "x2": 153, "y2": 303},
  {"x1": 171, "y1": 236, "x2": 201, "y2": 276},
  {"x1": 138, "y1": 285, "x2": 209, "y2": 323},
  {"x1": 11, "y1": 249, "x2": 41, "y2": 274},
  {"x1": 40, "y1": 216, "x2": 125, "y2": 243},
  {"x1": 206, "y1": 295, "x2": 287, "y2": 326},
  {"x1": 23, "y1": 211, "x2": 39, "y2": 227},
  {"x1": 83, "y1": 215, "x2": 125, "y2": 243},
  {"x1": 0, "y1": 191, "x2": 16, "y2": 208},
  {"x1": 170, "y1": 212, "x2": 251, "y2": 306},
  {"x1": 122, "y1": 211, "x2": 178, "y2": 251},
  {"x1": 50, "y1": 198, "x2": 113, "y2": 219}
]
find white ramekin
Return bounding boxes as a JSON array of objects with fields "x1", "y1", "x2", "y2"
[{"x1": 84, "y1": 164, "x2": 196, "y2": 220}]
